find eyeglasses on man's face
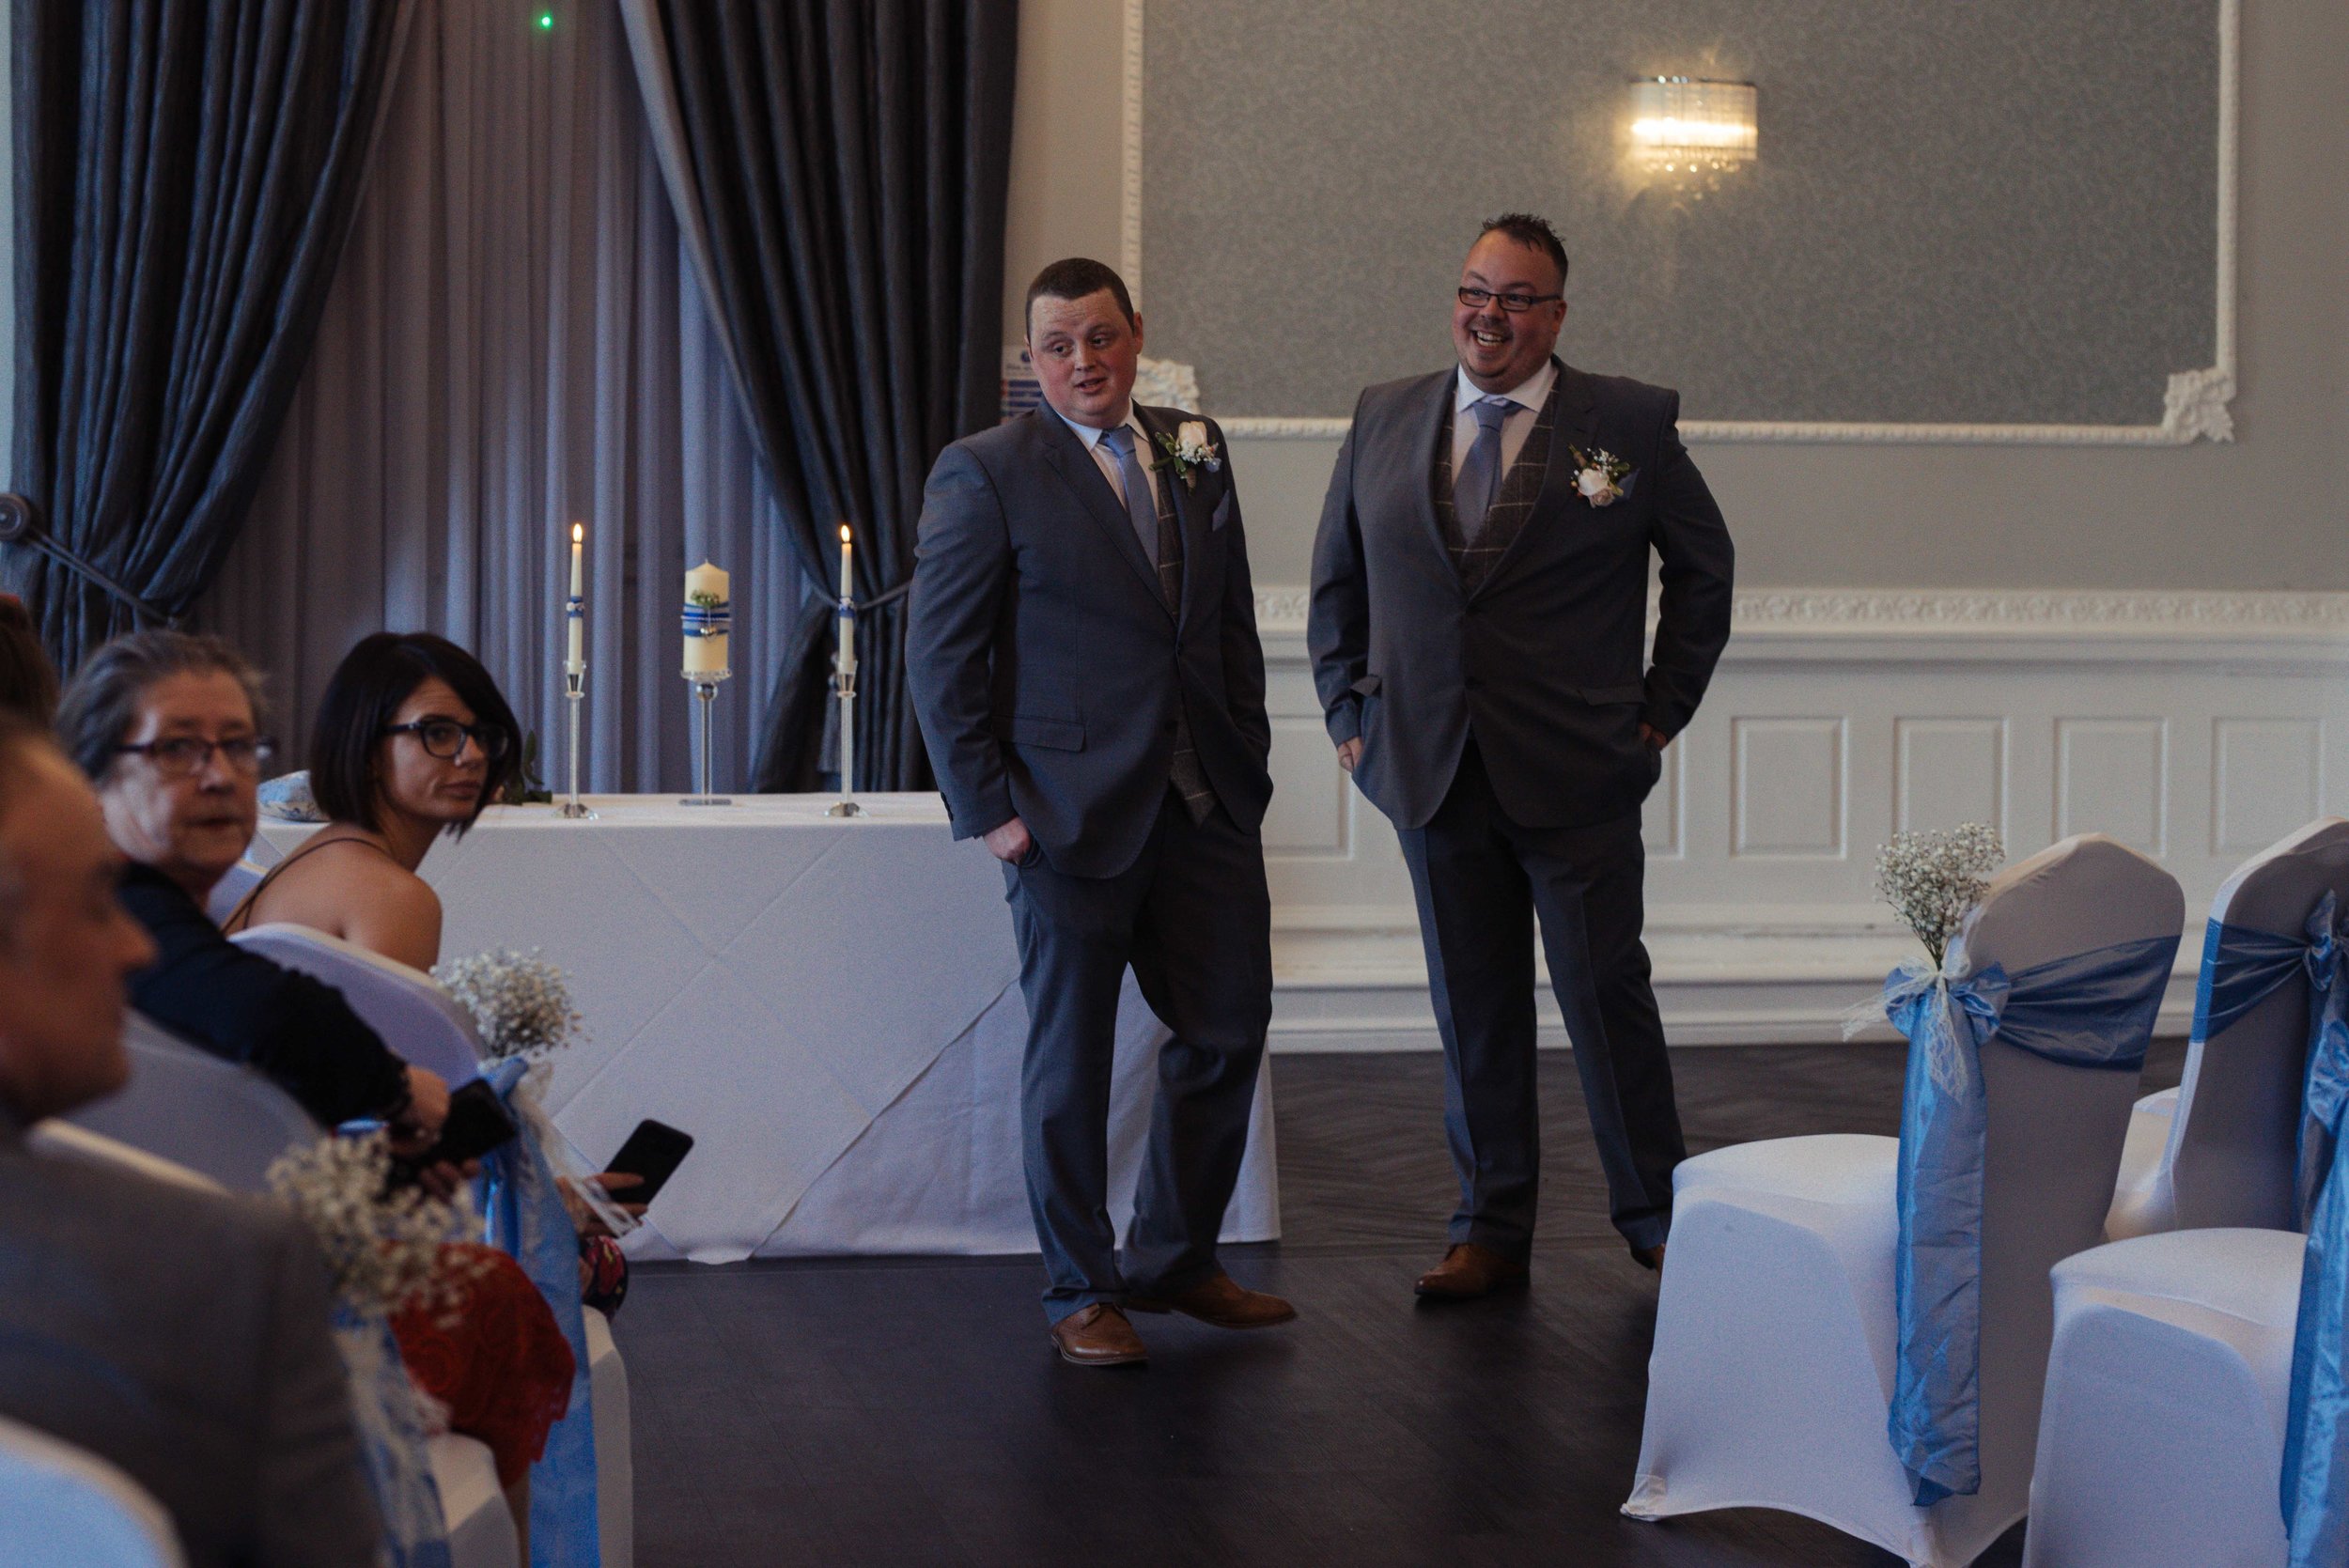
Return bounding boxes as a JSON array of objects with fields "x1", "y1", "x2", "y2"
[
  {"x1": 1456, "y1": 287, "x2": 1563, "y2": 314},
  {"x1": 115, "y1": 736, "x2": 275, "y2": 778},
  {"x1": 382, "y1": 719, "x2": 510, "y2": 763}
]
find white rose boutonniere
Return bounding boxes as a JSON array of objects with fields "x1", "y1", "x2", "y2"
[
  {"x1": 1152, "y1": 421, "x2": 1223, "y2": 490},
  {"x1": 1567, "y1": 444, "x2": 1635, "y2": 507}
]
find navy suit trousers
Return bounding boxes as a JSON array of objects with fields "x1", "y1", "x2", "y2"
[
  {"x1": 1397, "y1": 740, "x2": 1684, "y2": 1257},
  {"x1": 1003, "y1": 790, "x2": 1273, "y2": 1321}
]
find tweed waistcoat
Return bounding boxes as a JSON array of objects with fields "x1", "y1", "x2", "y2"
[{"x1": 1433, "y1": 376, "x2": 1563, "y2": 595}]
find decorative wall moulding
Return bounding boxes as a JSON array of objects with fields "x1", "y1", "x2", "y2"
[
  {"x1": 1254, "y1": 586, "x2": 2349, "y2": 643},
  {"x1": 1126, "y1": 0, "x2": 2239, "y2": 448}
]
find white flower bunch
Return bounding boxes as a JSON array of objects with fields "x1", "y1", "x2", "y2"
[
  {"x1": 267, "y1": 1130, "x2": 485, "y2": 1322},
  {"x1": 1874, "y1": 822, "x2": 2005, "y2": 965},
  {"x1": 432, "y1": 947, "x2": 583, "y2": 1062}
]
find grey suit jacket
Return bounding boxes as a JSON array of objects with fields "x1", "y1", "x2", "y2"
[
  {"x1": 1309, "y1": 360, "x2": 1734, "y2": 831},
  {"x1": 0, "y1": 1116, "x2": 380, "y2": 1568},
  {"x1": 907, "y1": 402, "x2": 1273, "y2": 879}
]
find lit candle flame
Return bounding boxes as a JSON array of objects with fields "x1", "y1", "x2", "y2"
[
  {"x1": 839, "y1": 524, "x2": 851, "y2": 544},
  {"x1": 571, "y1": 522, "x2": 583, "y2": 544}
]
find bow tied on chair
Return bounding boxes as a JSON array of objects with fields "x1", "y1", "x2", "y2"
[{"x1": 1864, "y1": 931, "x2": 2175, "y2": 1506}]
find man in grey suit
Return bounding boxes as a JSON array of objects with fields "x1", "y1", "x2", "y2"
[
  {"x1": 0, "y1": 716, "x2": 381, "y2": 1565},
  {"x1": 1310, "y1": 214, "x2": 1734, "y2": 1297},
  {"x1": 909, "y1": 257, "x2": 1293, "y2": 1366}
]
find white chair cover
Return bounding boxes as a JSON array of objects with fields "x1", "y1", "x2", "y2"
[
  {"x1": 65, "y1": 1013, "x2": 321, "y2": 1193},
  {"x1": 428, "y1": 1435, "x2": 521, "y2": 1568},
  {"x1": 2109, "y1": 819, "x2": 2349, "y2": 1240},
  {"x1": 202, "y1": 858, "x2": 267, "y2": 927},
  {"x1": 1627, "y1": 834, "x2": 2184, "y2": 1568},
  {"x1": 230, "y1": 923, "x2": 484, "y2": 1087},
  {"x1": 0, "y1": 1414, "x2": 184, "y2": 1568},
  {"x1": 584, "y1": 1308, "x2": 631, "y2": 1568},
  {"x1": 2021, "y1": 1227, "x2": 2299, "y2": 1567}
]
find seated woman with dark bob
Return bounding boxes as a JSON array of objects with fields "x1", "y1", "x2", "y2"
[
  {"x1": 226, "y1": 631, "x2": 521, "y2": 965},
  {"x1": 228, "y1": 630, "x2": 638, "y2": 1309}
]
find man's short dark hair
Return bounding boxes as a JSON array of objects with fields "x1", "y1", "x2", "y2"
[
  {"x1": 0, "y1": 596, "x2": 59, "y2": 727},
  {"x1": 309, "y1": 632, "x2": 521, "y2": 836},
  {"x1": 1478, "y1": 212, "x2": 1569, "y2": 288},
  {"x1": 1024, "y1": 258, "x2": 1136, "y2": 336},
  {"x1": 0, "y1": 713, "x2": 65, "y2": 934},
  {"x1": 55, "y1": 630, "x2": 270, "y2": 784}
]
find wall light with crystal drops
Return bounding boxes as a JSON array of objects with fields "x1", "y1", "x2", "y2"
[{"x1": 1627, "y1": 77, "x2": 1758, "y2": 175}]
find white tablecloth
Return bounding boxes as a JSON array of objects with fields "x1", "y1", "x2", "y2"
[{"x1": 255, "y1": 795, "x2": 1279, "y2": 1264}]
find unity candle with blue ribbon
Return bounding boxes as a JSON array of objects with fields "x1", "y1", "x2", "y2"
[{"x1": 1875, "y1": 927, "x2": 2177, "y2": 1506}]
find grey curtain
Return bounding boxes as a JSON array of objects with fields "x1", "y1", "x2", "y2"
[
  {"x1": 625, "y1": 2, "x2": 1018, "y2": 792},
  {"x1": 8, "y1": 0, "x2": 412, "y2": 669},
  {"x1": 208, "y1": 0, "x2": 796, "y2": 795}
]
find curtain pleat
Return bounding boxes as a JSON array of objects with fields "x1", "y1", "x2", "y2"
[
  {"x1": 8, "y1": 0, "x2": 412, "y2": 671},
  {"x1": 629, "y1": 0, "x2": 1018, "y2": 792},
  {"x1": 209, "y1": 0, "x2": 797, "y2": 796}
]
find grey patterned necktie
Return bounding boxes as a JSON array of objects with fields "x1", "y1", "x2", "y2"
[
  {"x1": 1452, "y1": 395, "x2": 1514, "y2": 543},
  {"x1": 1098, "y1": 426, "x2": 1159, "y2": 566}
]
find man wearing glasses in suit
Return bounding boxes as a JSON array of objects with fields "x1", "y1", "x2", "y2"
[{"x1": 1309, "y1": 214, "x2": 1734, "y2": 1298}]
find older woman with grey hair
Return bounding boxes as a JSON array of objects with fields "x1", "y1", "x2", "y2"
[{"x1": 55, "y1": 629, "x2": 449, "y2": 1141}]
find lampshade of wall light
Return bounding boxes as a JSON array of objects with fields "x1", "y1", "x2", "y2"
[{"x1": 1627, "y1": 77, "x2": 1758, "y2": 173}]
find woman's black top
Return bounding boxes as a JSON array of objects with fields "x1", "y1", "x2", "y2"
[{"x1": 117, "y1": 863, "x2": 411, "y2": 1126}]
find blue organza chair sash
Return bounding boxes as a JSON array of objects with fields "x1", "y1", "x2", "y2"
[
  {"x1": 1878, "y1": 931, "x2": 2178, "y2": 1506},
  {"x1": 2279, "y1": 898, "x2": 2349, "y2": 1565},
  {"x1": 479, "y1": 1058, "x2": 600, "y2": 1568},
  {"x1": 2190, "y1": 893, "x2": 2348, "y2": 1226},
  {"x1": 332, "y1": 1309, "x2": 453, "y2": 1568}
]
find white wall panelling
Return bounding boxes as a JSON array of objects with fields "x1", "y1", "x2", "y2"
[{"x1": 1256, "y1": 587, "x2": 2349, "y2": 1050}]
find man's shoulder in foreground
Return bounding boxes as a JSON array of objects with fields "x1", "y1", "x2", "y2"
[
  {"x1": 937, "y1": 409, "x2": 1057, "y2": 472},
  {"x1": 1563, "y1": 363, "x2": 1680, "y2": 420}
]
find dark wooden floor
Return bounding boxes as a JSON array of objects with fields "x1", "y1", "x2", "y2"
[{"x1": 614, "y1": 1039, "x2": 2186, "y2": 1568}]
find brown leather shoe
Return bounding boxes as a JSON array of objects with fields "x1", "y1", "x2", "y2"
[
  {"x1": 1127, "y1": 1272, "x2": 1298, "y2": 1329},
  {"x1": 1633, "y1": 1242, "x2": 1667, "y2": 1272},
  {"x1": 1049, "y1": 1303, "x2": 1147, "y2": 1367},
  {"x1": 1414, "y1": 1242, "x2": 1530, "y2": 1299}
]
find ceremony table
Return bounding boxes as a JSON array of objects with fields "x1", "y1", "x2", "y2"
[{"x1": 255, "y1": 795, "x2": 1279, "y2": 1264}]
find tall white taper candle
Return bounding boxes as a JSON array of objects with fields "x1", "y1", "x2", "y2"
[{"x1": 566, "y1": 522, "x2": 585, "y2": 674}]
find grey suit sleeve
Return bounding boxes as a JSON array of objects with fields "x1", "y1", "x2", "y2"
[
  {"x1": 1211, "y1": 427, "x2": 1272, "y2": 762},
  {"x1": 254, "y1": 1213, "x2": 382, "y2": 1567},
  {"x1": 906, "y1": 442, "x2": 1019, "y2": 840},
  {"x1": 1642, "y1": 391, "x2": 1735, "y2": 738},
  {"x1": 1306, "y1": 398, "x2": 1372, "y2": 746}
]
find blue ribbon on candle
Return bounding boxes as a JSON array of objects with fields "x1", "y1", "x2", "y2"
[{"x1": 680, "y1": 601, "x2": 730, "y2": 637}]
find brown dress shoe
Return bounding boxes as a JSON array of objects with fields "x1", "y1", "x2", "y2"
[
  {"x1": 1127, "y1": 1272, "x2": 1298, "y2": 1329},
  {"x1": 1050, "y1": 1303, "x2": 1147, "y2": 1367},
  {"x1": 1633, "y1": 1242, "x2": 1667, "y2": 1272},
  {"x1": 1414, "y1": 1242, "x2": 1530, "y2": 1299}
]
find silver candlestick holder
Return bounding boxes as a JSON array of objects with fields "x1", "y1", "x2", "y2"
[
  {"x1": 559, "y1": 668, "x2": 596, "y2": 819},
  {"x1": 826, "y1": 594, "x2": 864, "y2": 818},
  {"x1": 681, "y1": 669, "x2": 732, "y2": 806}
]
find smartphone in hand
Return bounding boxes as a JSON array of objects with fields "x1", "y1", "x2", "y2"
[{"x1": 603, "y1": 1119, "x2": 694, "y2": 1205}]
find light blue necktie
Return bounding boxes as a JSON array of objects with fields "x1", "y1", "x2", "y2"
[
  {"x1": 1097, "y1": 426, "x2": 1159, "y2": 563},
  {"x1": 1453, "y1": 395, "x2": 1514, "y2": 541}
]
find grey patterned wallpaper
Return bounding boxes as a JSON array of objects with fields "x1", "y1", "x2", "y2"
[{"x1": 1138, "y1": 0, "x2": 2220, "y2": 427}]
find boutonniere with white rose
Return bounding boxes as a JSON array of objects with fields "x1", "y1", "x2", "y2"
[
  {"x1": 1151, "y1": 420, "x2": 1222, "y2": 491},
  {"x1": 1567, "y1": 445, "x2": 1635, "y2": 507}
]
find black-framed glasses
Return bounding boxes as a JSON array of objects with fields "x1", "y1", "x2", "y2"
[
  {"x1": 1456, "y1": 287, "x2": 1563, "y2": 314},
  {"x1": 382, "y1": 720, "x2": 510, "y2": 762},
  {"x1": 115, "y1": 736, "x2": 275, "y2": 778}
]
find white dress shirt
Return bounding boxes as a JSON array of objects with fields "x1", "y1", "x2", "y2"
[
  {"x1": 1051, "y1": 401, "x2": 1163, "y2": 515},
  {"x1": 1450, "y1": 359, "x2": 1558, "y2": 485}
]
